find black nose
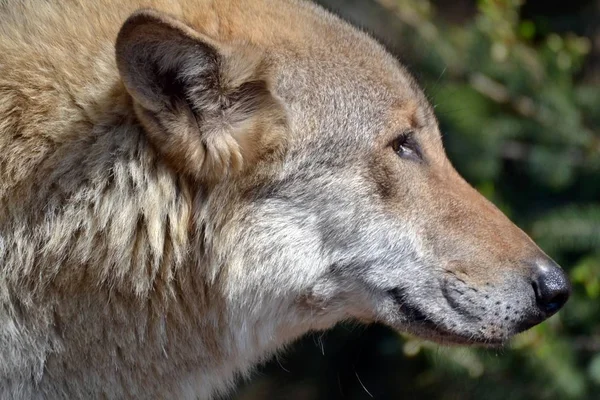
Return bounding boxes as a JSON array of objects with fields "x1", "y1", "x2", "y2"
[{"x1": 532, "y1": 259, "x2": 571, "y2": 315}]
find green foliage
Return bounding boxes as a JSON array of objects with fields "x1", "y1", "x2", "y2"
[{"x1": 235, "y1": 0, "x2": 599, "y2": 398}]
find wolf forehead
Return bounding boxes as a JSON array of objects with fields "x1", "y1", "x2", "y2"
[{"x1": 270, "y1": 44, "x2": 435, "y2": 142}]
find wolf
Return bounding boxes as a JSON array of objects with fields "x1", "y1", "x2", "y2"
[{"x1": 0, "y1": 0, "x2": 570, "y2": 398}]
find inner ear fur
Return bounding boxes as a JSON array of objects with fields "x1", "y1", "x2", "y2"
[{"x1": 115, "y1": 9, "x2": 286, "y2": 181}]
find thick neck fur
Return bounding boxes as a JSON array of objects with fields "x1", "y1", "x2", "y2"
[
  {"x1": 0, "y1": 0, "x2": 345, "y2": 397},
  {"x1": 0, "y1": 81, "x2": 311, "y2": 399},
  {"x1": 0, "y1": 29, "x2": 294, "y2": 400}
]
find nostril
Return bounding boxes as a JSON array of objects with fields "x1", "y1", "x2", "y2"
[
  {"x1": 531, "y1": 280, "x2": 540, "y2": 299},
  {"x1": 532, "y1": 259, "x2": 571, "y2": 315}
]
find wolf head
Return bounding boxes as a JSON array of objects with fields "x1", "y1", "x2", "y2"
[{"x1": 115, "y1": 4, "x2": 570, "y2": 347}]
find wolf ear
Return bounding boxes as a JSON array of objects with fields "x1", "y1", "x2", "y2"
[{"x1": 116, "y1": 9, "x2": 285, "y2": 181}]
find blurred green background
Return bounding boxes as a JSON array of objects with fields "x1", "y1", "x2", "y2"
[{"x1": 233, "y1": 0, "x2": 600, "y2": 398}]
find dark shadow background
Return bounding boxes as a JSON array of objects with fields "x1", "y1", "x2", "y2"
[{"x1": 233, "y1": 1, "x2": 600, "y2": 398}]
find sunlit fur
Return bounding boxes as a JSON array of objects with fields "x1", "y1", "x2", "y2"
[{"x1": 1, "y1": 0, "x2": 556, "y2": 398}]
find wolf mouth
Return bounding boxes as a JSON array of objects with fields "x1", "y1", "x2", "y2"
[{"x1": 386, "y1": 287, "x2": 506, "y2": 346}]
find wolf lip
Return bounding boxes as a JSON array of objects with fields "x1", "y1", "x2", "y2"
[
  {"x1": 386, "y1": 288, "x2": 509, "y2": 346},
  {"x1": 387, "y1": 288, "x2": 431, "y2": 323}
]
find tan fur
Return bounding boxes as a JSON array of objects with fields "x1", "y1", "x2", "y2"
[{"x1": 0, "y1": 0, "x2": 568, "y2": 398}]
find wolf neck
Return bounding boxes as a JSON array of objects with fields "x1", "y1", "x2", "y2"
[
  {"x1": 0, "y1": 0, "x2": 326, "y2": 394},
  {"x1": 0, "y1": 110, "x2": 309, "y2": 398}
]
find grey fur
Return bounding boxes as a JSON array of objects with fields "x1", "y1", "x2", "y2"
[{"x1": 0, "y1": 0, "x2": 564, "y2": 398}]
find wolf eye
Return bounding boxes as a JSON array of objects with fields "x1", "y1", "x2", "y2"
[{"x1": 390, "y1": 131, "x2": 420, "y2": 160}]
